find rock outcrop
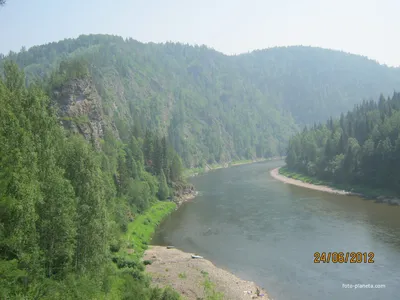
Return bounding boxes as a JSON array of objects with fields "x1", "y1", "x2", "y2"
[
  {"x1": 53, "y1": 77, "x2": 118, "y2": 148},
  {"x1": 171, "y1": 181, "x2": 198, "y2": 207}
]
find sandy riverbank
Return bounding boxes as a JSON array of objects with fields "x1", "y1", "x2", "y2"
[
  {"x1": 270, "y1": 167, "x2": 353, "y2": 195},
  {"x1": 144, "y1": 246, "x2": 270, "y2": 300}
]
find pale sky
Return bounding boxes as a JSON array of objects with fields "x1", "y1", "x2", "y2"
[{"x1": 0, "y1": 0, "x2": 399, "y2": 66}]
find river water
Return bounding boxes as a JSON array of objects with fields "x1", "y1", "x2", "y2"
[{"x1": 152, "y1": 160, "x2": 400, "y2": 300}]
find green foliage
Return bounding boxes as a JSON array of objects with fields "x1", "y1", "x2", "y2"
[
  {"x1": 4, "y1": 32, "x2": 400, "y2": 299},
  {"x1": 201, "y1": 271, "x2": 224, "y2": 300},
  {"x1": 157, "y1": 170, "x2": 169, "y2": 200},
  {"x1": 178, "y1": 272, "x2": 186, "y2": 279},
  {"x1": 170, "y1": 154, "x2": 183, "y2": 182},
  {"x1": 49, "y1": 58, "x2": 89, "y2": 90},
  {"x1": 125, "y1": 201, "x2": 176, "y2": 257},
  {"x1": 8, "y1": 34, "x2": 400, "y2": 167},
  {"x1": 285, "y1": 92, "x2": 400, "y2": 195},
  {"x1": 0, "y1": 62, "x2": 181, "y2": 299}
]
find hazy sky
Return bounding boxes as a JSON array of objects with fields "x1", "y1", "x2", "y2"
[{"x1": 1, "y1": 0, "x2": 399, "y2": 66}]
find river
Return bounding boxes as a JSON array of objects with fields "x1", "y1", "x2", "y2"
[{"x1": 152, "y1": 160, "x2": 400, "y2": 300}]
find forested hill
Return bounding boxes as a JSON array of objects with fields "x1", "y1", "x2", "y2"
[
  {"x1": 2, "y1": 34, "x2": 400, "y2": 167},
  {"x1": 236, "y1": 46, "x2": 400, "y2": 123},
  {"x1": 0, "y1": 61, "x2": 184, "y2": 298},
  {"x1": 285, "y1": 92, "x2": 400, "y2": 195}
]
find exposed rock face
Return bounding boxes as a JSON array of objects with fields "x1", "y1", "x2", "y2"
[
  {"x1": 53, "y1": 78, "x2": 118, "y2": 148},
  {"x1": 171, "y1": 182, "x2": 197, "y2": 207}
]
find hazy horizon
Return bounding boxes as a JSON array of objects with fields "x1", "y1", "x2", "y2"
[{"x1": 1, "y1": 0, "x2": 399, "y2": 67}]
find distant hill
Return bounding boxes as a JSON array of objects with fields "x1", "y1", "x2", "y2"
[{"x1": 2, "y1": 34, "x2": 400, "y2": 166}]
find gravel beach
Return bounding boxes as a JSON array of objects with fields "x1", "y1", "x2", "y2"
[
  {"x1": 144, "y1": 246, "x2": 270, "y2": 300},
  {"x1": 270, "y1": 167, "x2": 352, "y2": 195}
]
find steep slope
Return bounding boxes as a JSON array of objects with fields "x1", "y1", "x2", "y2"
[
  {"x1": 0, "y1": 61, "x2": 185, "y2": 300},
  {"x1": 2, "y1": 34, "x2": 400, "y2": 167}
]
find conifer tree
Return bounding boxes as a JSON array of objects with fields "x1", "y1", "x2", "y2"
[{"x1": 157, "y1": 170, "x2": 169, "y2": 200}]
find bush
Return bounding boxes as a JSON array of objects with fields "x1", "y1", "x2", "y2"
[
  {"x1": 110, "y1": 240, "x2": 121, "y2": 253},
  {"x1": 112, "y1": 256, "x2": 139, "y2": 269}
]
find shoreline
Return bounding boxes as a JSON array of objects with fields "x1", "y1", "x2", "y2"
[
  {"x1": 270, "y1": 167, "x2": 355, "y2": 195},
  {"x1": 271, "y1": 167, "x2": 400, "y2": 205},
  {"x1": 143, "y1": 246, "x2": 270, "y2": 300},
  {"x1": 143, "y1": 161, "x2": 280, "y2": 299},
  {"x1": 186, "y1": 156, "x2": 284, "y2": 178},
  {"x1": 173, "y1": 188, "x2": 199, "y2": 207}
]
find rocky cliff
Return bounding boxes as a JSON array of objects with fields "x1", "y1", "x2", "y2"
[{"x1": 53, "y1": 77, "x2": 118, "y2": 148}]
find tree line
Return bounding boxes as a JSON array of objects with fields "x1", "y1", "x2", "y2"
[{"x1": 285, "y1": 92, "x2": 400, "y2": 194}]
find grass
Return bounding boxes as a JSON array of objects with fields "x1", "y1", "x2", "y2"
[
  {"x1": 178, "y1": 272, "x2": 187, "y2": 279},
  {"x1": 201, "y1": 271, "x2": 224, "y2": 300},
  {"x1": 279, "y1": 166, "x2": 398, "y2": 199},
  {"x1": 108, "y1": 200, "x2": 179, "y2": 299},
  {"x1": 124, "y1": 201, "x2": 177, "y2": 258}
]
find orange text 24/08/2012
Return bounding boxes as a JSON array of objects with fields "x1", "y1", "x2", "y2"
[{"x1": 314, "y1": 252, "x2": 375, "y2": 263}]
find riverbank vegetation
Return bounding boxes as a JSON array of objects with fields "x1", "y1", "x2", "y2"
[
  {"x1": 278, "y1": 166, "x2": 397, "y2": 199},
  {"x1": 184, "y1": 157, "x2": 280, "y2": 178},
  {"x1": 0, "y1": 62, "x2": 183, "y2": 299},
  {"x1": 183, "y1": 159, "x2": 261, "y2": 177},
  {"x1": 123, "y1": 201, "x2": 176, "y2": 258},
  {"x1": 285, "y1": 92, "x2": 400, "y2": 197}
]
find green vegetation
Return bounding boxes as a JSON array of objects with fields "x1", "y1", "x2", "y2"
[
  {"x1": 2, "y1": 33, "x2": 400, "y2": 299},
  {"x1": 3, "y1": 34, "x2": 400, "y2": 167},
  {"x1": 279, "y1": 166, "x2": 325, "y2": 185},
  {"x1": 60, "y1": 115, "x2": 90, "y2": 124},
  {"x1": 124, "y1": 201, "x2": 176, "y2": 257},
  {"x1": 183, "y1": 158, "x2": 268, "y2": 177},
  {"x1": 0, "y1": 62, "x2": 182, "y2": 299},
  {"x1": 279, "y1": 166, "x2": 396, "y2": 199},
  {"x1": 285, "y1": 92, "x2": 400, "y2": 197},
  {"x1": 178, "y1": 272, "x2": 187, "y2": 279},
  {"x1": 201, "y1": 271, "x2": 224, "y2": 300}
]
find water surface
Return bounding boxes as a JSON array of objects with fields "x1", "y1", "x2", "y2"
[{"x1": 152, "y1": 160, "x2": 400, "y2": 299}]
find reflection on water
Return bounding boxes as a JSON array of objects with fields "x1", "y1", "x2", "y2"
[{"x1": 152, "y1": 161, "x2": 400, "y2": 300}]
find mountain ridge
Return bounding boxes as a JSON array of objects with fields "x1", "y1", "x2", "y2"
[
  {"x1": 4, "y1": 35, "x2": 399, "y2": 69},
  {"x1": 2, "y1": 34, "x2": 400, "y2": 167}
]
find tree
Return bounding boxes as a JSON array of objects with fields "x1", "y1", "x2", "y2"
[
  {"x1": 152, "y1": 137, "x2": 163, "y2": 175},
  {"x1": 63, "y1": 135, "x2": 108, "y2": 273},
  {"x1": 170, "y1": 154, "x2": 183, "y2": 182},
  {"x1": 161, "y1": 136, "x2": 169, "y2": 178},
  {"x1": 157, "y1": 170, "x2": 169, "y2": 200},
  {"x1": 143, "y1": 130, "x2": 154, "y2": 169}
]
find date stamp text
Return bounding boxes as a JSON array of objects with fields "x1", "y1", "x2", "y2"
[{"x1": 314, "y1": 252, "x2": 375, "y2": 263}]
